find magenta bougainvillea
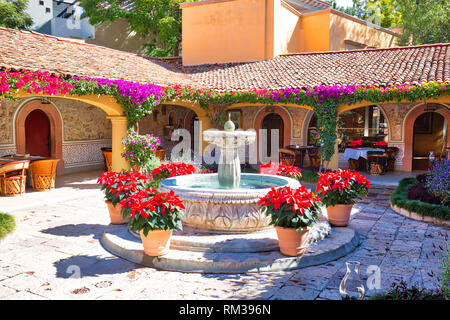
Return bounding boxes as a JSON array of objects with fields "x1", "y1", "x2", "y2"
[{"x1": 1, "y1": 69, "x2": 449, "y2": 161}]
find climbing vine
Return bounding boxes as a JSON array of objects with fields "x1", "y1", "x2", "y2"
[{"x1": 1, "y1": 70, "x2": 449, "y2": 162}]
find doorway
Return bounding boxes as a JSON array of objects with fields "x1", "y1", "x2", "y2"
[
  {"x1": 412, "y1": 112, "x2": 447, "y2": 170},
  {"x1": 262, "y1": 113, "x2": 284, "y2": 157},
  {"x1": 24, "y1": 109, "x2": 51, "y2": 157}
]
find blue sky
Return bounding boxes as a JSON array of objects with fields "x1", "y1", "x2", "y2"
[{"x1": 335, "y1": 0, "x2": 354, "y2": 8}]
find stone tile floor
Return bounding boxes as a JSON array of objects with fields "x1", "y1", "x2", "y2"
[{"x1": 0, "y1": 180, "x2": 448, "y2": 300}]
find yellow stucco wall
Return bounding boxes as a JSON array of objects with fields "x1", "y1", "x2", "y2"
[
  {"x1": 86, "y1": 19, "x2": 153, "y2": 55},
  {"x1": 329, "y1": 10, "x2": 398, "y2": 51},
  {"x1": 181, "y1": 1, "x2": 400, "y2": 65},
  {"x1": 297, "y1": 10, "x2": 330, "y2": 53},
  {"x1": 181, "y1": 0, "x2": 269, "y2": 65}
]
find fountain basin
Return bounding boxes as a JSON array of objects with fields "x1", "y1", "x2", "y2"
[{"x1": 159, "y1": 173, "x2": 301, "y2": 233}]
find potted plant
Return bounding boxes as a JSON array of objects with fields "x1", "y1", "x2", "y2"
[
  {"x1": 122, "y1": 129, "x2": 161, "y2": 173},
  {"x1": 258, "y1": 185, "x2": 321, "y2": 256},
  {"x1": 150, "y1": 162, "x2": 196, "y2": 188},
  {"x1": 259, "y1": 162, "x2": 302, "y2": 182},
  {"x1": 120, "y1": 188, "x2": 185, "y2": 256},
  {"x1": 375, "y1": 141, "x2": 389, "y2": 150},
  {"x1": 97, "y1": 171, "x2": 149, "y2": 224},
  {"x1": 316, "y1": 169, "x2": 371, "y2": 226}
]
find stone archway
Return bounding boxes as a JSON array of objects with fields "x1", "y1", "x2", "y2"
[
  {"x1": 15, "y1": 99, "x2": 64, "y2": 174},
  {"x1": 403, "y1": 104, "x2": 450, "y2": 171},
  {"x1": 254, "y1": 106, "x2": 291, "y2": 146}
]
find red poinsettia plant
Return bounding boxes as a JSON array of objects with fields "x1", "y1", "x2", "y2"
[
  {"x1": 258, "y1": 185, "x2": 321, "y2": 231},
  {"x1": 346, "y1": 139, "x2": 363, "y2": 147},
  {"x1": 259, "y1": 162, "x2": 302, "y2": 181},
  {"x1": 316, "y1": 169, "x2": 371, "y2": 206},
  {"x1": 97, "y1": 171, "x2": 150, "y2": 206},
  {"x1": 120, "y1": 188, "x2": 185, "y2": 235},
  {"x1": 375, "y1": 141, "x2": 388, "y2": 147},
  {"x1": 149, "y1": 162, "x2": 196, "y2": 188}
]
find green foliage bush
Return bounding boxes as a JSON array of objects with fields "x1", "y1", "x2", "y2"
[
  {"x1": 0, "y1": 212, "x2": 15, "y2": 239},
  {"x1": 390, "y1": 178, "x2": 450, "y2": 220}
]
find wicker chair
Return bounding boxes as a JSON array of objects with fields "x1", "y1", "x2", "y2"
[
  {"x1": 348, "y1": 158, "x2": 360, "y2": 170},
  {"x1": 29, "y1": 159, "x2": 60, "y2": 191},
  {"x1": 385, "y1": 147, "x2": 399, "y2": 171},
  {"x1": 366, "y1": 151, "x2": 388, "y2": 175},
  {"x1": 155, "y1": 149, "x2": 167, "y2": 161},
  {"x1": 101, "y1": 149, "x2": 113, "y2": 172},
  {"x1": 0, "y1": 160, "x2": 29, "y2": 196},
  {"x1": 307, "y1": 147, "x2": 320, "y2": 168},
  {"x1": 279, "y1": 148, "x2": 296, "y2": 166}
]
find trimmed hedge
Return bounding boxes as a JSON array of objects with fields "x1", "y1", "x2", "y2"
[
  {"x1": 0, "y1": 212, "x2": 15, "y2": 239},
  {"x1": 390, "y1": 178, "x2": 450, "y2": 221}
]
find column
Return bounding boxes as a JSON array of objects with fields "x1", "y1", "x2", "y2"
[{"x1": 107, "y1": 115, "x2": 130, "y2": 172}]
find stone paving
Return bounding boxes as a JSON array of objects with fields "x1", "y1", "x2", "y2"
[{"x1": 0, "y1": 178, "x2": 448, "y2": 300}]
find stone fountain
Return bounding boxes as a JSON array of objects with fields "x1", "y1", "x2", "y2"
[
  {"x1": 159, "y1": 116, "x2": 301, "y2": 233},
  {"x1": 101, "y1": 117, "x2": 359, "y2": 273}
]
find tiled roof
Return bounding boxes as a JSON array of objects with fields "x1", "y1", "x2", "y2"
[
  {"x1": 0, "y1": 27, "x2": 448, "y2": 91},
  {"x1": 0, "y1": 27, "x2": 192, "y2": 86},
  {"x1": 172, "y1": 44, "x2": 450, "y2": 90}
]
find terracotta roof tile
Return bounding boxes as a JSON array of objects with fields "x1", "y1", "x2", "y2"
[
  {"x1": 168, "y1": 44, "x2": 450, "y2": 90},
  {"x1": 0, "y1": 27, "x2": 193, "y2": 86},
  {"x1": 0, "y1": 27, "x2": 448, "y2": 91}
]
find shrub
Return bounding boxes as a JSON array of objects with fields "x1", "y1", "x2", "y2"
[
  {"x1": 97, "y1": 171, "x2": 149, "y2": 206},
  {"x1": 407, "y1": 182, "x2": 441, "y2": 205},
  {"x1": 316, "y1": 169, "x2": 371, "y2": 206},
  {"x1": 258, "y1": 186, "x2": 321, "y2": 231},
  {"x1": 390, "y1": 178, "x2": 450, "y2": 220},
  {"x1": 122, "y1": 129, "x2": 161, "y2": 172},
  {"x1": 425, "y1": 159, "x2": 450, "y2": 206},
  {"x1": 0, "y1": 212, "x2": 15, "y2": 239},
  {"x1": 259, "y1": 162, "x2": 302, "y2": 181},
  {"x1": 121, "y1": 188, "x2": 185, "y2": 235}
]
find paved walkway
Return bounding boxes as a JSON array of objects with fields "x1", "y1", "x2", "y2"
[{"x1": 0, "y1": 173, "x2": 448, "y2": 300}]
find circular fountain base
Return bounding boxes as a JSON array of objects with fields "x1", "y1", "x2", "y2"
[
  {"x1": 100, "y1": 224, "x2": 360, "y2": 273},
  {"x1": 158, "y1": 173, "x2": 301, "y2": 233}
]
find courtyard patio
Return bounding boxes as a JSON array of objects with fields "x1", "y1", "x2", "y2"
[{"x1": 0, "y1": 170, "x2": 446, "y2": 300}]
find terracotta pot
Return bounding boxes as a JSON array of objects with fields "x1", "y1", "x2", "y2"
[
  {"x1": 274, "y1": 226, "x2": 309, "y2": 257},
  {"x1": 139, "y1": 229, "x2": 173, "y2": 256},
  {"x1": 326, "y1": 204, "x2": 353, "y2": 227},
  {"x1": 105, "y1": 200, "x2": 128, "y2": 225}
]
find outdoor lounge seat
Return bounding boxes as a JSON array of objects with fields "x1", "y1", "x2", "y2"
[
  {"x1": 101, "y1": 148, "x2": 113, "y2": 172},
  {"x1": 366, "y1": 151, "x2": 388, "y2": 175},
  {"x1": 307, "y1": 147, "x2": 320, "y2": 168},
  {"x1": 0, "y1": 160, "x2": 30, "y2": 196},
  {"x1": 279, "y1": 148, "x2": 296, "y2": 166},
  {"x1": 29, "y1": 159, "x2": 60, "y2": 191},
  {"x1": 386, "y1": 147, "x2": 399, "y2": 171},
  {"x1": 156, "y1": 149, "x2": 167, "y2": 161}
]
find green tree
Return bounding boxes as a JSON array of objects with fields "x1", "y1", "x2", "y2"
[
  {"x1": 80, "y1": 0, "x2": 197, "y2": 57},
  {"x1": 330, "y1": 0, "x2": 402, "y2": 28},
  {"x1": 396, "y1": 0, "x2": 450, "y2": 45},
  {"x1": 0, "y1": 0, "x2": 33, "y2": 29}
]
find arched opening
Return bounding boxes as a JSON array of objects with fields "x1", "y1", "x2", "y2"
[
  {"x1": 403, "y1": 104, "x2": 450, "y2": 171},
  {"x1": 262, "y1": 113, "x2": 284, "y2": 157},
  {"x1": 16, "y1": 100, "x2": 64, "y2": 174},
  {"x1": 412, "y1": 112, "x2": 447, "y2": 170},
  {"x1": 25, "y1": 109, "x2": 51, "y2": 157}
]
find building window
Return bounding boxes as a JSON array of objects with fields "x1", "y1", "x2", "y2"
[
  {"x1": 46, "y1": 7, "x2": 51, "y2": 13},
  {"x1": 39, "y1": 1, "x2": 44, "y2": 5}
]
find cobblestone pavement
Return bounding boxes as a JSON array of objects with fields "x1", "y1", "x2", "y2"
[{"x1": 0, "y1": 185, "x2": 448, "y2": 300}]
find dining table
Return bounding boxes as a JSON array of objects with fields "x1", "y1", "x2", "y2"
[
  {"x1": 286, "y1": 145, "x2": 317, "y2": 168},
  {"x1": 343, "y1": 147, "x2": 385, "y2": 171},
  {"x1": 343, "y1": 147, "x2": 386, "y2": 161},
  {"x1": 0, "y1": 155, "x2": 49, "y2": 165}
]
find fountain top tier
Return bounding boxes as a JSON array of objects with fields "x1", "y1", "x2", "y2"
[
  {"x1": 203, "y1": 115, "x2": 256, "y2": 150},
  {"x1": 203, "y1": 129, "x2": 256, "y2": 150}
]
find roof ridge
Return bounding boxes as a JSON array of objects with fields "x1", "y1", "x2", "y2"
[{"x1": 279, "y1": 43, "x2": 450, "y2": 57}]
